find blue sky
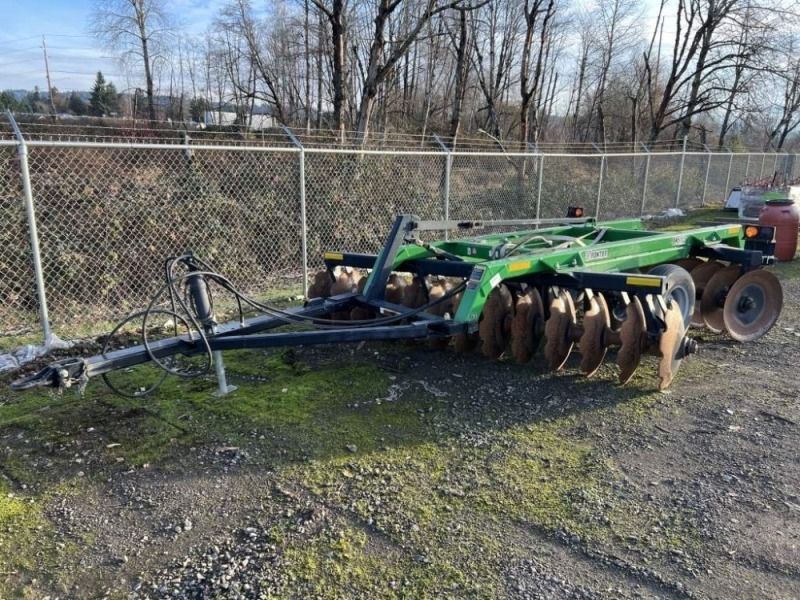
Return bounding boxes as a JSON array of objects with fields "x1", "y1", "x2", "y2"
[
  {"x1": 0, "y1": 0, "x2": 217, "y2": 92},
  {"x1": 1, "y1": 0, "x2": 668, "y2": 95}
]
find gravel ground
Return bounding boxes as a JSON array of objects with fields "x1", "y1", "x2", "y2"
[{"x1": 1, "y1": 265, "x2": 798, "y2": 599}]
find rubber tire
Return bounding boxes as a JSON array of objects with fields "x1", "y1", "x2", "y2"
[{"x1": 647, "y1": 264, "x2": 695, "y2": 330}]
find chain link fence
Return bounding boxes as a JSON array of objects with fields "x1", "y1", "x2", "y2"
[{"x1": 1, "y1": 116, "x2": 797, "y2": 345}]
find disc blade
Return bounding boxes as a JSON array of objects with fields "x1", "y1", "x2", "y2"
[
  {"x1": 723, "y1": 269, "x2": 783, "y2": 342},
  {"x1": 617, "y1": 296, "x2": 646, "y2": 384},
  {"x1": 657, "y1": 302, "x2": 686, "y2": 390},
  {"x1": 672, "y1": 258, "x2": 703, "y2": 272},
  {"x1": 579, "y1": 292, "x2": 610, "y2": 377},
  {"x1": 479, "y1": 284, "x2": 514, "y2": 359},
  {"x1": 690, "y1": 260, "x2": 724, "y2": 326},
  {"x1": 511, "y1": 288, "x2": 545, "y2": 364},
  {"x1": 308, "y1": 270, "x2": 332, "y2": 299},
  {"x1": 544, "y1": 289, "x2": 576, "y2": 371},
  {"x1": 427, "y1": 282, "x2": 452, "y2": 350},
  {"x1": 700, "y1": 265, "x2": 740, "y2": 333},
  {"x1": 385, "y1": 273, "x2": 408, "y2": 305}
]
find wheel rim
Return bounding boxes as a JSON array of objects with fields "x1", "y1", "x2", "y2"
[{"x1": 723, "y1": 270, "x2": 783, "y2": 342}]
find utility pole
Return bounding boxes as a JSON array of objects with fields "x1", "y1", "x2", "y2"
[{"x1": 41, "y1": 35, "x2": 57, "y2": 119}]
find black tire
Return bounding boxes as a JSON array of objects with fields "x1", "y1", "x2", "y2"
[{"x1": 647, "y1": 264, "x2": 695, "y2": 329}]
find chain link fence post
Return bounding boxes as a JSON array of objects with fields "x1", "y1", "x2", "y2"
[
  {"x1": 433, "y1": 134, "x2": 451, "y2": 240},
  {"x1": 592, "y1": 143, "x2": 605, "y2": 219},
  {"x1": 724, "y1": 149, "x2": 734, "y2": 199},
  {"x1": 640, "y1": 143, "x2": 651, "y2": 216},
  {"x1": 675, "y1": 137, "x2": 687, "y2": 208},
  {"x1": 282, "y1": 125, "x2": 308, "y2": 298},
  {"x1": 7, "y1": 111, "x2": 52, "y2": 346},
  {"x1": 701, "y1": 144, "x2": 712, "y2": 206}
]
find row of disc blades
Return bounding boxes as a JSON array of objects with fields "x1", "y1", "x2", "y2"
[
  {"x1": 666, "y1": 258, "x2": 782, "y2": 342},
  {"x1": 473, "y1": 284, "x2": 685, "y2": 390},
  {"x1": 308, "y1": 258, "x2": 781, "y2": 389},
  {"x1": 309, "y1": 268, "x2": 688, "y2": 388}
]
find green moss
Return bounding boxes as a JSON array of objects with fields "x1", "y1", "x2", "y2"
[
  {"x1": 281, "y1": 526, "x2": 483, "y2": 599},
  {"x1": 0, "y1": 481, "x2": 63, "y2": 598}
]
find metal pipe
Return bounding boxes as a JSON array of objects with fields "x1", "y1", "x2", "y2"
[
  {"x1": 7, "y1": 110, "x2": 52, "y2": 345},
  {"x1": 433, "y1": 134, "x2": 451, "y2": 241},
  {"x1": 675, "y1": 136, "x2": 687, "y2": 208},
  {"x1": 595, "y1": 155, "x2": 605, "y2": 219},
  {"x1": 640, "y1": 143, "x2": 651, "y2": 216},
  {"x1": 212, "y1": 350, "x2": 237, "y2": 397},
  {"x1": 701, "y1": 144, "x2": 712, "y2": 206},
  {"x1": 536, "y1": 154, "x2": 544, "y2": 224},
  {"x1": 724, "y1": 152, "x2": 734, "y2": 199},
  {"x1": 282, "y1": 125, "x2": 309, "y2": 299}
]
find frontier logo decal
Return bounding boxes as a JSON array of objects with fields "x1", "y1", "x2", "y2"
[
  {"x1": 672, "y1": 235, "x2": 687, "y2": 246},
  {"x1": 584, "y1": 249, "x2": 608, "y2": 261}
]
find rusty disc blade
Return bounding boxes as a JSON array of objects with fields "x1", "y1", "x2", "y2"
[
  {"x1": 700, "y1": 265, "x2": 740, "y2": 333},
  {"x1": 426, "y1": 282, "x2": 452, "y2": 350},
  {"x1": 510, "y1": 288, "x2": 545, "y2": 364},
  {"x1": 690, "y1": 261, "x2": 724, "y2": 326},
  {"x1": 617, "y1": 296, "x2": 646, "y2": 384},
  {"x1": 308, "y1": 270, "x2": 332, "y2": 299},
  {"x1": 385, "y1": 273, "x2": 408, "y2": 305},
  {"x1": 401, "y1": 277, "x2": 427, "y2": 309},
  {"x1": 672, "y1": 258, "x2": 703, "y2": 272},
  {"x1": 453, "y1": 333, "x2": 480, "y2": 354},
  {"x1": 544, "y1": 289, "x2": 576, "y2": 371},
  {"x1": 479, "y1": 284, "x2": 514, "y2": 360},
  {"x1": 657, "y1": 302, "x2": 686, "y2": 390},
  {"x1": 579, "y1": 292, "x2": 610, "y2": 377},
  {"x1": 723, "y1": 269, "x2": 783, "y2": 342}
]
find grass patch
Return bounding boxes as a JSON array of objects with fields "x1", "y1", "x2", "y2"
[{"x1": 0, "y1": 480, "x2": 64, "y2": 598}]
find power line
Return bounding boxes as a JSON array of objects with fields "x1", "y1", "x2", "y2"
[
  {"x1": 0, "y1": 35, "x2": 42, "y2": 47},
  {"x1": 0, "y1": 46, "x2": 40, "y2": 56}
]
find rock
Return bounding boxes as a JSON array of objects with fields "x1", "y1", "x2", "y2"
[{"x1": 346, "y1": 444, "x2": 358, "y2": 453}]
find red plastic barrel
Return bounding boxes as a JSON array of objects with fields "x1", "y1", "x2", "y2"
[{"x1": 759, "y1": 199, "x2": 799, "y2": 261}]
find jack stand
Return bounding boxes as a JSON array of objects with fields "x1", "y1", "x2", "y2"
[{"x1": 211, "y1": 350, "x2": 237, "y2": 397}]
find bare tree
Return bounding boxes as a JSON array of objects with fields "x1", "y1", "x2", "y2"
[
  {"x1": 519, "y1": 0, "x2": 557, "y2": 149},
  {"x1": 445, "y1": 6, "x2": 471, "y2": 142},
  {"x1": 352, "y1": 0, "x2": 477, "y2": 145},
  {"x1": 640, "y1": 0, "x2": 775, "y2": 142},
  {"x1": 312, "y1": 0, "x2": 350, "y2": 140},
  {"x1": 470, "y1": 0, "x2": 522, "y2": 138},
  {"x1": 89, "y1": 0, "x2": 177, "y2": 121},
  {"x1": 761, "y1": 36, "x2": 800, "y2": 150}
]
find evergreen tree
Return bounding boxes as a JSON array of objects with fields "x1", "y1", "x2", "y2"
[
  {"x1": 0, "y1": 91, "x2": 20, "y2": 112},
  {"x1": 68, "y1": 91, "x2": 87, "y2": 116},
  {"x1": 89, "y1": 72, "x2": 119, "y2": 117},
  {"x1": 26, "y1": 87, "x2": 46, "y2": 113}
]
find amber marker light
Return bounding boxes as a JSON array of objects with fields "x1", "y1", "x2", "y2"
[{"x1": 744, "y1": 226, "x2": 760, "y2": 239}]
